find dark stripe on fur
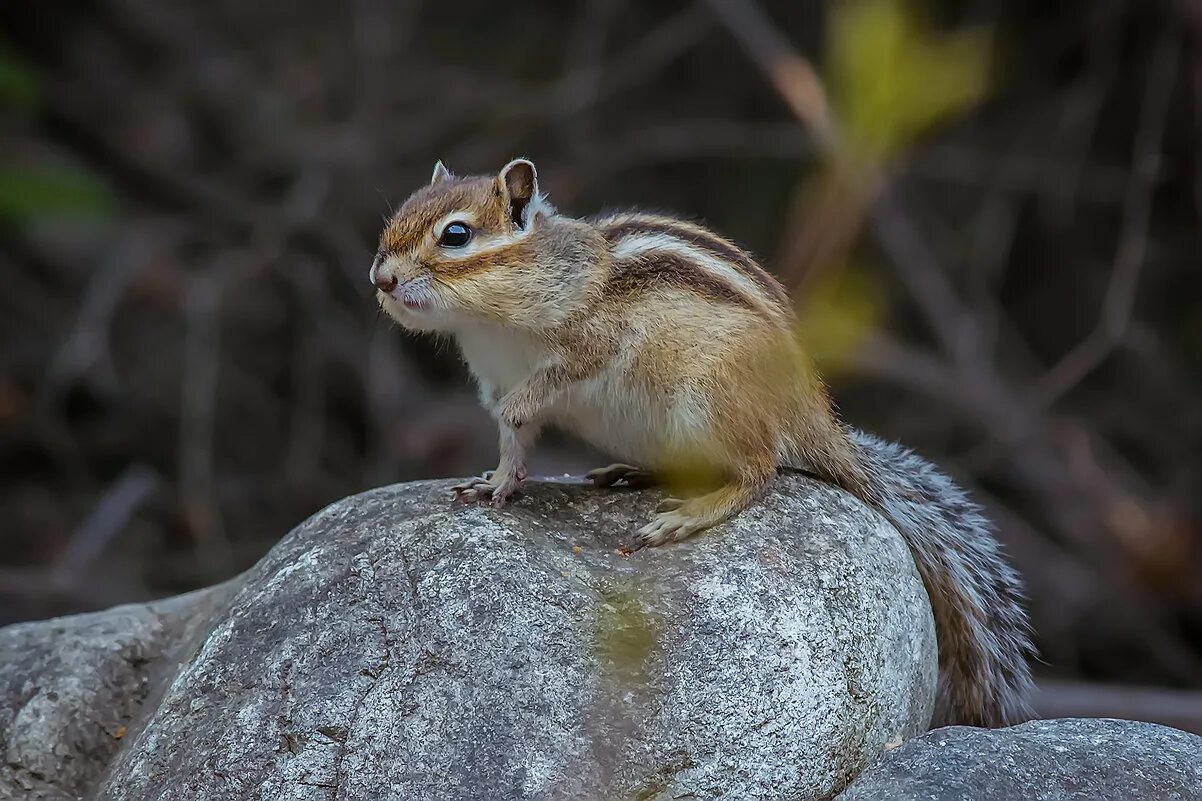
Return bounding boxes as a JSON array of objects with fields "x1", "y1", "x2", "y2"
[
  {"x1": 598, "y1": 216, "x2": 791, "y2": 308},
  {"x1": 607, "y1": 251, "x2": 761, "y2": 313}
]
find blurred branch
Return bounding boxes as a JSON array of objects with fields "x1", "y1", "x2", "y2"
[
  {"x1": 40, "y1": 81, "x2": 367, "y2": 283},
  {"x1": 600, "y1": 120, "x2": 811, "y2": 168},
  {"x1": 558, "y1": 0, "x2": 625, "y2": 155},
  {"x1": 48, "y1": 232, "x2": 171, "y2": 395},
  {"x1": 904, "y1": 143, "x2": 1129, "y2": 203},
  {"x1": 1039, "y1": 2, "x2": 1121, "y2": 220},
  {"x1": 562, "y1": 4, "x2": 711, "y2": 111},
  {"x1": 51, "y1": 465, "x2": 160, "y2": 586},
  {"x1": 703, "y1": 0, "x2": 835, "y2": 150},
  {"x1": 1033, "y1": 33, "x2": 1180, "y2": 406},
  {"x1": 284, "y1": 258, "x2": 330, "y2": 489},
  {"x1": 451, "y1": 5, "x2": 712, "y2": 169},
  {"x1": 179, "y1": 259, "x2": 235, "y2": 573},
  {"x1": 870, "y1": 188, "x2": 993, "y2": 369}
]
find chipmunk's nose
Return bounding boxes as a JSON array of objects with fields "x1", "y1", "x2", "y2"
[{"x1": 370, "y1": 260, "x2": 398, "y2": 293}]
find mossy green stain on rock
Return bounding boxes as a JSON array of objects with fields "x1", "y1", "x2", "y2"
[{"x1": 593, "y1": 582, "x2": 658, "y2": 680}]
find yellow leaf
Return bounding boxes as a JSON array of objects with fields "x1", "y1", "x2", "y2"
[
  {"x1": 827, "y1": 0, "x2": 992, "y2": 161},
  {"x1": 794, "y1": 265, "x2": 883, "y2": 375}
]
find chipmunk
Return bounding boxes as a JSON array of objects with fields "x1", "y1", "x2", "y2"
[{"x1": 371, "y1": 157, "x2": 1035, "y2": 727}]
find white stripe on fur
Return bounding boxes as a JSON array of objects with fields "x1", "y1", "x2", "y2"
[{"x1": 609, "y1": 232, "x2": 770, "y2": 312}]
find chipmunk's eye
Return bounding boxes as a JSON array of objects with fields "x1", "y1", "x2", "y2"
[{"x1": 437, "y1": 221, "x2": 472, "y2": 248}]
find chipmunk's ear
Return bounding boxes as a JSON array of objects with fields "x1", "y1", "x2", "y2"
[
  {"x1": 431, "y1": 160, "x2": 453, "y2": 186},
  {"x1": 499, "y1": 158, "x2": 539, "y2": 230}
]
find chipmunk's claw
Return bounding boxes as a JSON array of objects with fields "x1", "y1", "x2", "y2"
[
  {"x1": 450, "y1": 478, "x2": 487, "y2": 503},
  {"x1": 655, "y1": 497, "x2": 684, "y2": 513},
  {"x1": 587, "y1": 463, "x2": 655, "y2": 489},
  {"x1": 636, "y1": 507, "x2": 703, "y2": 547},
  {"x1": 451, "y1": 471, "x2": 522, "y2": 507}
]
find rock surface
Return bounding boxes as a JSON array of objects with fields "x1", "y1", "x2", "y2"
[
  {"x1": 0, "y1": 474, "x2": 937, "y2": 801},
  {"x1": 0, "y1": 584, "x2": 235, "y2": 800},
  {"x1": 838, "y1": 717, "x2": 1202, "y2": 801}
]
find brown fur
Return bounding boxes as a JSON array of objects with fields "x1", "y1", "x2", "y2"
[{"x1": 380, "y1": 177, "x2": 502, "y2": 256}]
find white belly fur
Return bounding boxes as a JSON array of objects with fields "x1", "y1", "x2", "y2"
[
  {"x1": 548, "y1": 354, "x2": 708, "y2": 468},
  {"x1": 454, "y1": 322, "x2": 546, "y2": 401},
  {"x1": 454, "y1": 323, "x2": 695, "y2": 466}
]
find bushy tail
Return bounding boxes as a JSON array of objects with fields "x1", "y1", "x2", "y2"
[{"x1": 847, "y1": 429, "x2": 1036, "y2": 727}]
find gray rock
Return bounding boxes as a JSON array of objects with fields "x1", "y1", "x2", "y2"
[
  {"x1": 838, "y1": 717, "x2": 1202, "y2": 801},
  {"x1": 1, "y1": 475, "x2": 937, "y2": 801},
  {"x1": 0, "y1": 584, "x2": 235, "y2": 800}
]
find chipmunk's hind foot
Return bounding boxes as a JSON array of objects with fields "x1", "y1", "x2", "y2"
[
  {"x1": 636, "y1": 505, "x2": 704, "y2": 546},
  {"x1": 587, "y1": 463, "x2": 656, "y2": 489},
  {"x1": 634, "y1": 476, "x2": 766, "y2": 547},
  {"x1": 634, "y1": 485, "x2": 745, "y2": 543}
]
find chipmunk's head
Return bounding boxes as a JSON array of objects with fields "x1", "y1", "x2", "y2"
[{"x1": 371, "y1": 158, "x2": 556, "y2": 331}]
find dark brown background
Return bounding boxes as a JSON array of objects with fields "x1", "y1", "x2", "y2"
[{"x1": 2, "y1": 0, "x2": 1200, "y2": 727}]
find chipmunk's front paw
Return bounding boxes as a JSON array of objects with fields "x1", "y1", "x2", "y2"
[
  {"x1": 635, "y1": 501, "x2": 703, "y2": 547},
  {"x1": 452, "y1": 468, "x2": 525, "y2": 508}
]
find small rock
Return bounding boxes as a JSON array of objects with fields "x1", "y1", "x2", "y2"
[{"x1": 838, "y1": 717, "x2": 1202, "y2": 801}]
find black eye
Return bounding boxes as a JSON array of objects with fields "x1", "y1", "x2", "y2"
[{"x1": 438, "y1": 221, "x2": 472, "y2": 248}]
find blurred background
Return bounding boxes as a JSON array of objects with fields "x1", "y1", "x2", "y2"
[{"x1": 1, "y1": 0, "x2": 1200, "y2": 728}]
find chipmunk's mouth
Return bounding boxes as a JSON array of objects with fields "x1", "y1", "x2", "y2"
[{"x1": 382, "y1": 279, "x2": 437, "y2": 313}]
